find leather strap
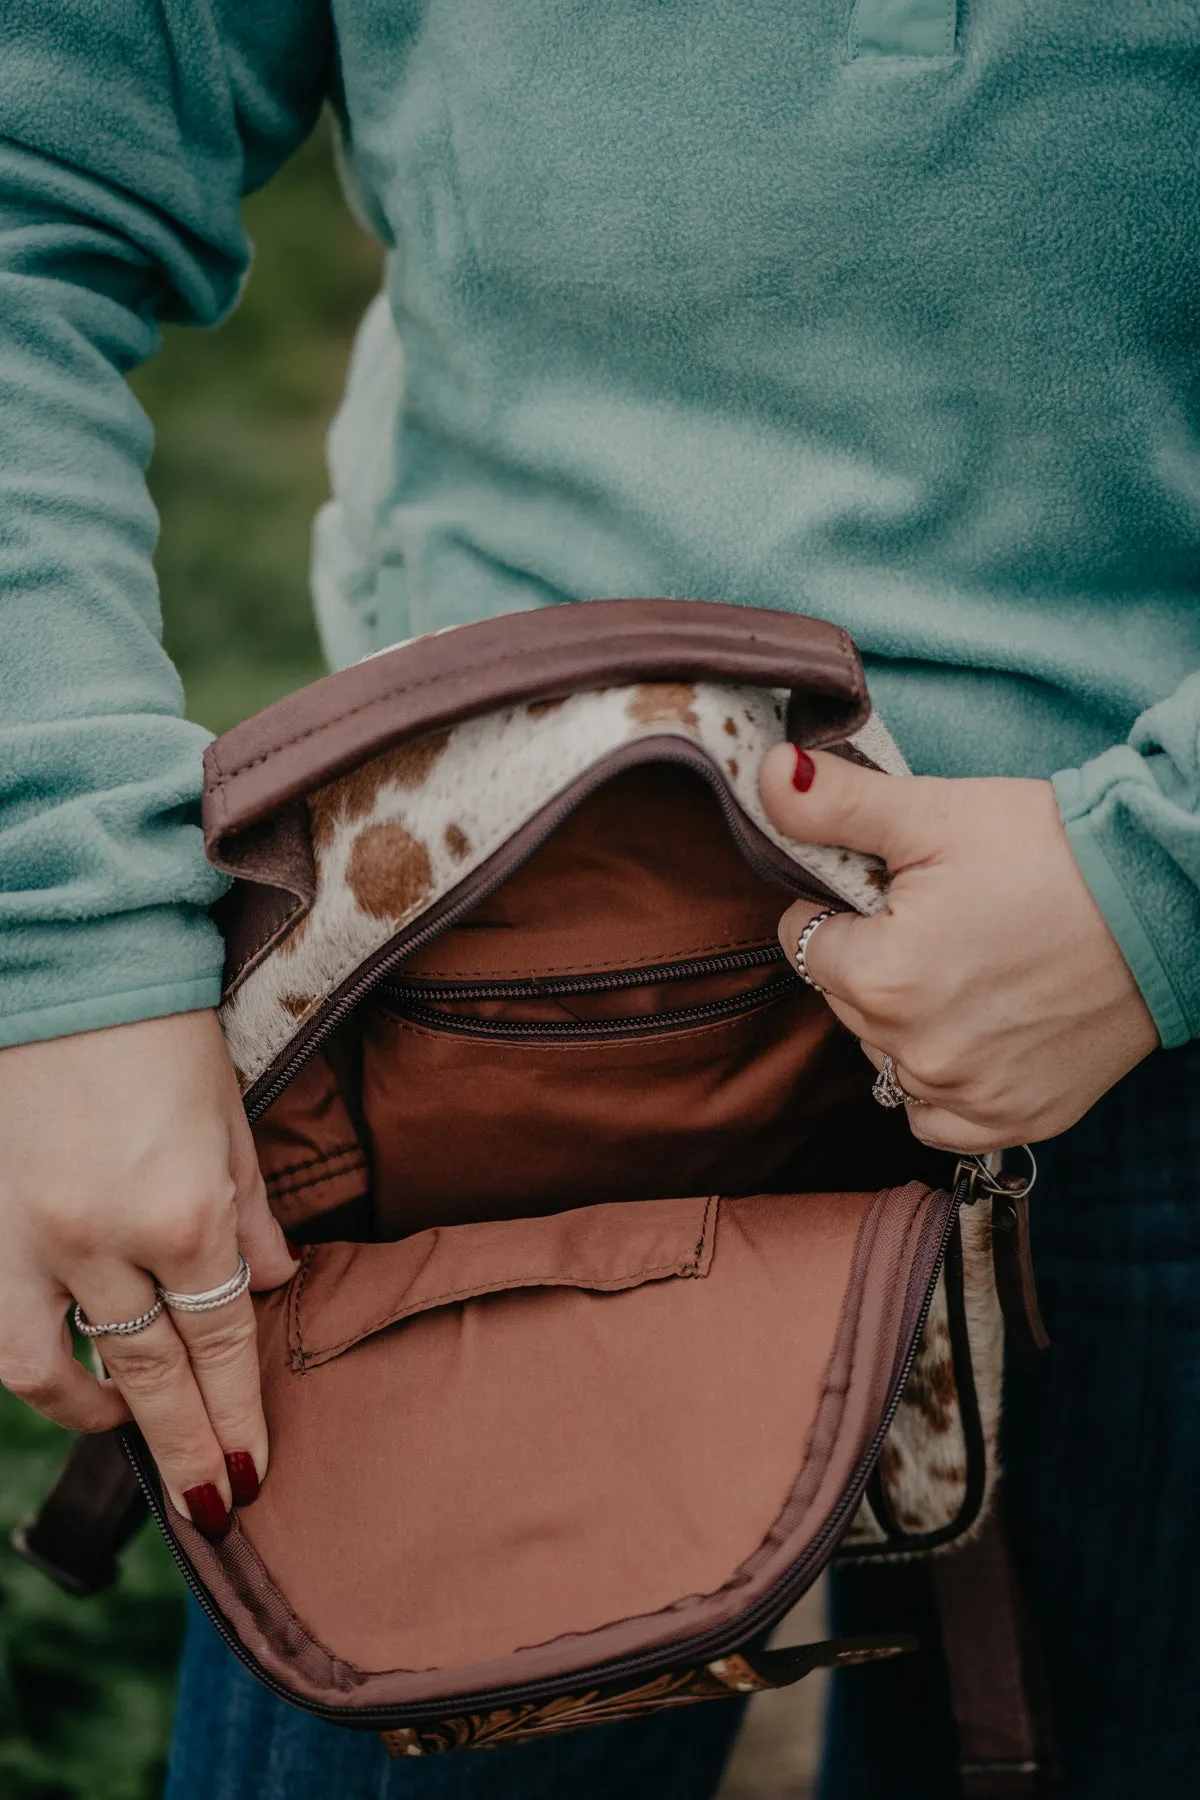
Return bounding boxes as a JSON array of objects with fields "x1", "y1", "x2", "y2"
[
  {"x1": 991, "y1": 1184, "x2": 1050, "y2": 1357},
  {"x1": 202, "y1": 598, "x2": 869, "y2": 852},
  {"x1": 932, "y1": 1508, "x2": 1058, "y2": 1796},
  {"x1": 11, "y1": 1428, "x2": 147, "y2": 1597}
]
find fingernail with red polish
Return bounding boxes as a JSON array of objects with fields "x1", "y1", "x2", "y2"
[
  {"x1": 792, "y1": 748, "x2": 816, "y2": 792},
  {"x1": 285, "y1": 1237, "x2": 304, "y2": 1262},
  {"x1": 183, "y1": 1483, "x2": 232, "y2": 1541},
  {"x1": 225, "y1": 1452, "x2": 260, "y2": 1508}
]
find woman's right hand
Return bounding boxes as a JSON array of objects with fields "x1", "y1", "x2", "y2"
[{"x1": 0, "y1": 1009, "x2": 297, "y2": 1537}]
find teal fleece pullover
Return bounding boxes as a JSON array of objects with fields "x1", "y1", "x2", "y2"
[{"x1": 1, "y1": 2, "x2": 1198, "y2": 1051}]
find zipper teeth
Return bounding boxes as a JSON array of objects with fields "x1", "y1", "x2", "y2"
[
  {"x1": 122, "y1": 1179, "x2": 963, "y2": 1729},
  {"x1": 379, "y1": 973, "x2": 799, "y2": 1042},
  {"x1": 380, "y1": 942, "x2": 787, "y2": 1004},
  {"x1": 244, "y1": 750, "x2": 828, "y2": 1124}
]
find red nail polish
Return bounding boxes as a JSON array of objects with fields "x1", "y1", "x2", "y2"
[
  {"x1": 792, "y1": 748, "x2": 816, "y2": 792},
  {"x1": 183, "y1": 1483, "x2": 231, "y2": 1541},
  {"x1": 225, "y1": 1452, "x2": 261, "y2": 1508},
  {"x1": 285, "y1": 1237, "x2": 304, "y2": 1262}
]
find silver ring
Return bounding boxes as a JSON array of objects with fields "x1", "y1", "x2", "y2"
[
  {"x1": 157, "y1": 1254, "x2": 252, "y2": 1314},
  {"x1": 872, "y1": 1053, "x2": 929, "y2": 1110},
  {"x1": 73, "y1": 1297, "x2": 164, "y2": 1340},
  {"x1": 793, "y1": 909, "x2": 838, "y2": 993}
]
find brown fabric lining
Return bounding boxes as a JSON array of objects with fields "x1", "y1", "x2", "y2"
[
  {"x1": 165, "y1": 1181, "x2": 946, "y2": 1709},
  {"x1": 398, "y1": 766, "x2": 790, "y2": 983}
]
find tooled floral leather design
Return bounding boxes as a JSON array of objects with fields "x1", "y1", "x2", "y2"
[{"x1": 379, "y1": 1659, "x2": 771, "y2": 1756}]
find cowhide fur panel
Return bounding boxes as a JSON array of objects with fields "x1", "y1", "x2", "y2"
[
  {"x1": 842, "y1": 1199, "x2": 1004, "y2": 1554},
  {"x1": 220, "y1": 681, "x2": 907, "y2": 1087}
]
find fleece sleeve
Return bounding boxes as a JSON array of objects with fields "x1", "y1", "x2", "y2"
[
  {"x1": 0, "y1": 2, "x2": 332, "y2": 1048},
  {"x1": 1054, "y1": 670, "x2": 1200, "y2": 1051}
]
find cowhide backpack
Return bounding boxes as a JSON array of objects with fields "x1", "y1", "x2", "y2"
[{"x1": 18, "y1": 601, "x2": 1054, "y2": 1795}]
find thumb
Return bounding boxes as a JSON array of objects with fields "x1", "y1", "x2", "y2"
[
  {"x1": 228, "y1": 1115, "x2": 300, "y2": 1291},
  {"x1": 758, "y1": 743, "x2": 930, "y2": 868}
]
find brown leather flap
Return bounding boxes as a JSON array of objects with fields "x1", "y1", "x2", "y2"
[
  {"x1": 288, "y1": 1196, "x2": 718, "y2": 1370},
  {"x1": 202, "y1": 599, "x2": 868, "y2": 852}
]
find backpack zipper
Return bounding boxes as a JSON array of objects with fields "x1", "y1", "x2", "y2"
[
  {"x1": 380, "y1": 941, "x2": 788, "y2": 1005},
  {"x1": 377, "y1": 948, "x2": 797, "y2": 1041}
]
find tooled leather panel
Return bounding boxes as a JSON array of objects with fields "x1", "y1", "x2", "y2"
[{"x1": 202, "y1": 599, "x2": 868, "y2": 847}]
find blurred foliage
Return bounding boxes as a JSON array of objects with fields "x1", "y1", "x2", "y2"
[
  {"x1": 0, "y1": 115, "x2": 382, "y2": 1798},
  {"x1": 139, "y1": 114, "x2": 383, "y2": 735}
]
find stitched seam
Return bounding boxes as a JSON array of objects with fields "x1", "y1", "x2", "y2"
[
  {"x1": 261, "y1": 1145, "x2": 365, "y2": 1184},
  {"x1": 693, "y1": 1194, "x2": 718, "y2": 1268},
  {"x1": 292, "y1": 1209, "x2": 719, "y2": 1365},
  {"x1": 266, "y1": 1154, "x2": 368, "y2": 1201},
  {"x1": 288, "y1": 1248, "x2": 314, "y2": 1375},
  {"x1": 209, "y1": 635, "x2": 862, "y2": 789}
]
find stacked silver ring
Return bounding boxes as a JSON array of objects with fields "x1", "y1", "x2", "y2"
[
  {"x1": 793, "y1": 909, "x2": 837, "y2": 992},
  {"x1": 73, "y1": 1297, "x2": 164, "y2": 1340},
  {"x1": 71, "y1": 1254, "x2": 252, "y2": 1340},
  {"x1": 157, "y1": 1254, "x2": 252, "y2": 1314}
]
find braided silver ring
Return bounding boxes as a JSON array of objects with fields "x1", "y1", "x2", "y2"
[
  {"x1": 872, "y1": 1053, "x2": 929, "y2": 1110},
  {"x1": 73, "y1": 1297, "x2": 164, "y2": 1340},
  {"x1": 157, "y1": 1254, "x2": 252, "y2": 1315},
  {"x1": 793, "y1": 909, "x2": 838, "y2": 993}
]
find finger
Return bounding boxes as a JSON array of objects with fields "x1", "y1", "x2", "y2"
[
  {"x1": 905, "y1": 1108, "x2": 1011, "y2": 1156},
  {"x1": 166, "y1": 1288, "x2": 268, "y2": 1505},
  {"x1": 0, "y1": 1282, "x2": 129, "y2": 1433},
  {"x1": 229, "y1": 1122, "x2": 301, "y2": 1293},
  {"x1": 75, "y1": 1264, "x2": 232, "y2": 1534},
  {"x1": 760, "y1": 742, "x2": 936, "y2": 869},
  {"x1": 154, "y1": 1215, "x2": 271, "y2": 1504},
  {"x1": 855, "y1": 1039, "x2": 941, "y2": 1106},
  {"x1": 777, "y1": 896, "x2": 886, "y2": 1021}
]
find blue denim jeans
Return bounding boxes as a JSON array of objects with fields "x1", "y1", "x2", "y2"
[
  {"x1": 165, "y1": 1605, "x2": 746, "y2": 1799},
  {"x1": 167, "y1": 1047, "x2": 1200, "y2": 1799}
]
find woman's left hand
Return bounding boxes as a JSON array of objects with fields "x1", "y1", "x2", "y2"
[{"x1": 758, "y1": 744, "x2": 1160, "y2": 1153}]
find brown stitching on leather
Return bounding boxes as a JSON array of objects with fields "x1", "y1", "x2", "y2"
[
  {"x1": 288, "y1": 1249, "x2": 315, "y2": 1376},
  {"x1": 206, "y1": 625, "x2": 862, "y2": 793},
  {"x1": 261, "y1": 1146, "x2": 366, "y2": 1187},
  {"x1": 265, "y1": 1159, "x2": 369, "y2": 1203},
  {"x1": 692, "y1": 1196, "x2": 718, "y2": 1271},
  {"x1": 291, "y1": 1209, "x2": 720, "y2": 1368}
]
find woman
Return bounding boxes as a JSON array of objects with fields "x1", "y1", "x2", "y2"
[{"x1": 1, "y1": 4, "x2": 1196, "y2": 1796}]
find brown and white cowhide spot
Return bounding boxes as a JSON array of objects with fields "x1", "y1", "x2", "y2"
[
  {"x1": 842, "y1": 1199, "x2": 1004, "y2": 1554},
  {"x1": 220, "y1": 681, "x2": 908, "y2": 1088}
]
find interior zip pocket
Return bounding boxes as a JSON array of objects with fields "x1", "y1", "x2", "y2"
[{"x1": 376, "y1": 943, "x2": 796, "y2": 1042}]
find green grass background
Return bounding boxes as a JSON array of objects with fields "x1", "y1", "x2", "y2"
[{"x1": 0, "y1": 119, "x2": 383, "y2": 1799}]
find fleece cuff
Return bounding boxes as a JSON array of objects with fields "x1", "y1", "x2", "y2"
[{"x1": 1053, "y1": 765, "x2": 1194, "y2": 1052}]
